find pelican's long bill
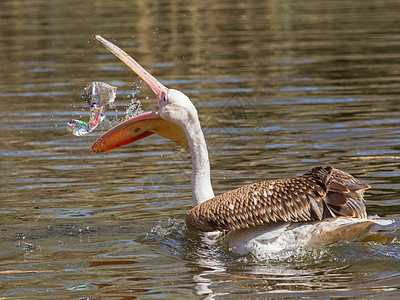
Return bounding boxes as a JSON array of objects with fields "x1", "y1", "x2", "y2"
[
  {"x1": 91, "y1": 35, "x2": 188, "y2": 153},
  {"x1": 94, "y1": 35, "x2": 166, "y2": 98}
]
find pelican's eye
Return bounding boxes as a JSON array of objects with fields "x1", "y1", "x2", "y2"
[{"x1": 160, "y1": 92, "x2": 167, "y2": 103}]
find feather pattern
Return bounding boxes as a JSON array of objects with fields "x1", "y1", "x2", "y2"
[{"x1": 185, "y1": 166, "x2": 369, "y2": 232}]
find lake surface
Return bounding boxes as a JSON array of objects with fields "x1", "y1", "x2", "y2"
[{"x1": 1, "y1": 0, "x2": 400, "y2": 298}]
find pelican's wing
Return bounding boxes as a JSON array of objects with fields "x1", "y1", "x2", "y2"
[{"x1": 186, "y1": 166, "x2": 369, "y2": 232}]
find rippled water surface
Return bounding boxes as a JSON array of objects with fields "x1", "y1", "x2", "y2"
[{"x1": 1, "y1": 0, "x2": 400, "y2": 298}]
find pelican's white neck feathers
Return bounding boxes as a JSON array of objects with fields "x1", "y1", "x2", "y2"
[{"x1": 159, "y1": 89, "x2": 215, "y2": 206}]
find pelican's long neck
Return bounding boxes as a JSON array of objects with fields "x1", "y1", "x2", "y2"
[{"x1": 181, "y1": 112, "x2": 215, "y2": 206}]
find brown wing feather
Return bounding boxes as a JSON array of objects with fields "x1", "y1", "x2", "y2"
[{"x1": 185, "y1": 166, "x2": 369, "y2": 232}]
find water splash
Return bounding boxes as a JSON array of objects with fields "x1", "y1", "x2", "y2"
[
  {"x1": 125, "y1": 93, "x2": 144, "y2": 120},
  {"x1": 67, "y1": 82, "x2": 117, "y2": 136},
  {"x1": 142, "y1": 218, "x2": 185, "y2": 241},
  {"x1": 67, "y1": 83, "x2": 145, "y2": 136}
]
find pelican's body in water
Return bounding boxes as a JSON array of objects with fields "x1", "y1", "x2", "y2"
[{"x1": 90, "y1": 35, "x2": 393, "y2": 257}]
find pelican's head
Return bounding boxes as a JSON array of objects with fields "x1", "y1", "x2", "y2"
[
  {"x1": 158, "y1": 88, "x2": 197, "y2": 128},
  {"x1": 91, "y1": 36, "x2": 190, "y2": 153}
]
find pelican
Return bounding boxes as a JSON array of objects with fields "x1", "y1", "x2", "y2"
[{"x1": 91, "y1": 35, "x2": 393, "y2": 257}]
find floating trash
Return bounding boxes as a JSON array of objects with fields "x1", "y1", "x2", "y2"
[
  {"x1": 67, "y1": 119, "x2": 90, "y2": 136},
  {"x1": 67, "y1": 82, "x2": 117, "y2": 136},
  {"x1": 82, "y1": 81, "x2": 117, "y2": 109}
]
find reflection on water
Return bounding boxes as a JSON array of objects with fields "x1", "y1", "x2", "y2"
[{"x1": 1, "y1": 0, "x2": 400, "y2": 298}]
